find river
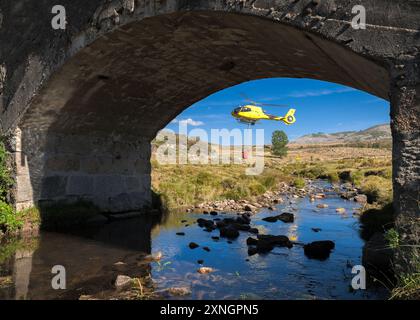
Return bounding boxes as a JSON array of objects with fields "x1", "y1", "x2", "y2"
[{"x1": 0, "y1": 181, "x2": 387, "y2": 300}]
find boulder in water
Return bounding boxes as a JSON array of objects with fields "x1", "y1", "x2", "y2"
[{"x1": 304, "y1": 240, "x2": 335, "y2": 260}]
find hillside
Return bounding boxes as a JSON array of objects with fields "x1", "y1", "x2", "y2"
[{"x1": 291, "y1": 124, "x2": 391, "y2": 145}]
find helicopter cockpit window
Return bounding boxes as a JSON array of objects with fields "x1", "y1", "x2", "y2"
[
  {"x1": 234, "y1": 107, "x2": 242, "y2": 113},
  {"x1": 242, "y1": 107, "x2": 251, "y2": 112}
]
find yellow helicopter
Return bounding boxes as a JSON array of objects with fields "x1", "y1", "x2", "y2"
[{"x1": 231, "y1": 96, "x2": 296, "y2": 126}]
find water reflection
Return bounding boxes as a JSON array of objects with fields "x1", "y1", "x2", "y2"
[{"x1": 1, "y1": 215, "x2": 160, "y2": 300}]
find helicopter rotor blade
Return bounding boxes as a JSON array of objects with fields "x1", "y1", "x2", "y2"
[
  {"x1": 239, "y1": 92, "x2": 261, "y2": 105},
  {"x1": 239, "y1": 93, "x2": 289, "y2": 107},
  {"x1": 258, "y1": 103, "x2": 290, "y2": 107}
]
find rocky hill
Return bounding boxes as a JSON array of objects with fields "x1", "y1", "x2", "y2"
[{"x1": 291, "y1": 124, "x2": 391, "y2": 145}]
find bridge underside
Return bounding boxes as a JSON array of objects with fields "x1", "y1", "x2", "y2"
[{"x1": 3, "y1": 12, "x2": 417, "y2": 224}]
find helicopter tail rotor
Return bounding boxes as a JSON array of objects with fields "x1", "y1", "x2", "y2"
[{"x1": 281, "y1": 109, "x2": 296, "y2": 125}]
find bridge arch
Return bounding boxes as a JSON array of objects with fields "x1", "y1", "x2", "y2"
[{"x1": 0, "y1": 2, "x2": 418, "y2": 232}]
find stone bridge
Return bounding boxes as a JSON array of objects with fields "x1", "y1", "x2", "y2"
[{"x1": 0, "y1": 0, "x2": 418, "y2": 225}]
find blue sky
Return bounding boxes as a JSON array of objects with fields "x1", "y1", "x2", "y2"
[{"x1": 164, "y1": 78, "x2": 390, "y2": 144}]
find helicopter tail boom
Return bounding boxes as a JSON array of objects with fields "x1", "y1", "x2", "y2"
[{"x1": 276, "y1": 109, "x2": 296, "y2": 125}]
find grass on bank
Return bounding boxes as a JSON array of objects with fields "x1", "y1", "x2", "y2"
[
  {"x1": 152, "y1": 155, "x2": 393, "y2": 210},
  {"x1": 281, "y1": 158, "x2": 392, "y2": 204},
  {"x1": 388, "y1": 222, "x2": 420, "y2": 300},
  {"x1": 151, "y1": 161, "x2": 290, "y2": 209},
  {"x1": 391, "y1": 270, "x2": 420, "y2": 300}
]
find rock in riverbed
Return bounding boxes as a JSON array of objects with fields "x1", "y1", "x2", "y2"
[
  {"x1": 145, "y1": 251, "x2": 162, "y2": 261},
  {"x1": 246, "y1": 237, "x2": 259, "y2": 245},
  {"x1": 354, "y1": 194, "x2": 368, "y2": 203},
  {"x1": 304, "y1": 240, "x2": 335, "y2": 260},
  {"x1": 277, "y1": 212, "x2": 294, "y2": 223},
  {"x1": 115, "y1": 275, "x2": 132, "y2": 291},
  {"x1": 244, "y1": 204, "x2": 257, "y2": 212},
  {"x1": 249, "y1": 228, "x2": 259, "y2": 234},
  {"x1": 262, "y1": 216, "x2": 278, "y2": 223},
  {"x1": 198, "y1": 267, "x2": 214, "y2": 274},
  {"x1": 197, "y1": 218, "x2": 215, "y2": 229},
  {"x1": 165, "y1": 287, "x2": 191, "y2": 296},
  {"x1": 220, "y1": 225, "x2": 240, "y2": 239},
  {"x1": 257, "y1": 234, "x2": 293, "y2": 248},
  {"x1": 262, "y1": 213, "x2": 294, "y2": 223},
  {"x1": 215, "y1": 214, "x2": 254, "y2": 239},
  {"x1": 246, "y1": 235, "x2": 293, "y2": 255},
  {"x1": 189, "y1": 242, "x2": 199, "y2": 249}
]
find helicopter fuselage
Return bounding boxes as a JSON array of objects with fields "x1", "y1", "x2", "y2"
[{"x1": 231, "y1": 105, "x2": 296, "y2": 125}]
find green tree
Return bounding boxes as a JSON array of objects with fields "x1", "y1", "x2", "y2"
[{"x1": 271, "y1": 130, "x2": 289, "y2": 157}]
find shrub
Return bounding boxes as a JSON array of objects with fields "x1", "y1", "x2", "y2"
[
  {"x1": 0, "y1": 141, "x2": 13, "y2": 200},
  {"x1": 350, "y1": 170, "x2": 364, "y2": 186},
  {"x1": 293, "y1": 177, "x2": 305, "y2": 189},
  {"x1": 391, "y1": 272, "x2": 420, "y2": 300},
  {"x1": 221, "y1": 178, "x2": 236, "y2": 190},
  {"x1": 257, "y1": 175, "x2": 277, "y2": 189},
  {"x1": 248, "y1": 181, "x2": 266, "y2": 195},
  {"x1": 295, "y1": 165, "x2": 328, "y2": 179},
  {"x1": 196, "y1": 171, "x2": 213, "y2": 186},
  {"x1": 338, "y1": 170, "x2": 351, "y2": 182},
  {"x1": 384, "y1": 228, "x2": 400, "y2": 249},
  {"x1": 360, "y1": 176, "x2": 392, "y2": 204},
  {"x1": 328, "y1": 171, "x2": 340, "y2": 183},
  {"x1": 0, "y1": 200, "x2": 22, "y2": 234}
]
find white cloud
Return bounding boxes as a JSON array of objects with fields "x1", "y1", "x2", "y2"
[
  {"x1": 288, "y1": 87, "x2": 356, "y2": 98},
  {"x1": 177, "y1": 118, "x2": 204, "y2": 126}
]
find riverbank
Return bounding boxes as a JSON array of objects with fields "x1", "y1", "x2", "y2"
[{"x1": 151, "y1": 144, "x2": 393, "y2": 211}]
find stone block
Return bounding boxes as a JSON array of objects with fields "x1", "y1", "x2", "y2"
[
  {"x1": 81, "y1": 157, "x2": 113, "y2": 174},
  {"x1": 15, "y1": 174, "x2": 33, "y2": 202},
  {"x1": 40, "y1": 176, "x2": 67, "y2": 199},
  {"x1": 66, "y1": 175, "x2": 94, "y2": 195},
  {"x1": 45, "y1": 155, "x2": 80, "y2": 172},
  {"x1": 93, "y1": 175, "x2": 125, "y2": 195},
  {"x1": 124, "y1": 176, "x2": 140, "y2": 191}
]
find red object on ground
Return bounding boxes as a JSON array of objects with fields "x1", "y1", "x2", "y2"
[{"x1": 242, "y1": 151, "x2": 248, "y2": 159}]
